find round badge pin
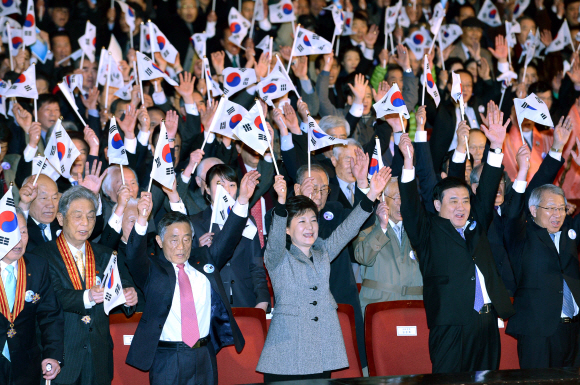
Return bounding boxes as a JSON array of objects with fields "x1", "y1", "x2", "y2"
[
  {"x1": 25, "y1": 290, "x2": 34, "y2": 302},
  {"x1": 323, "y1": 211, "x2": 334, "y2": 220},
  {"x1": 469, "y1": 221, "x2": 477, "y2": 231},
  {"x1": 478, "y1": 105, "x2": 485, "y2": 114},
  {"x1": 409, "y1": 250, "x2": 416, "y2": 260},
  {"x1": 95, "y1": 276, "x2": 102, "y2": 286},
  {"x1": 204, "y1": 264, "x2": 215, "y2": 274},
  {"x1": 569, "y1": 229, "x2": 577, "y2": 240}
]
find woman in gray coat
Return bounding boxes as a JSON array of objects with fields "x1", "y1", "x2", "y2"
[{"x1": 257, "y1": 169, "x2": 390, "y2": 381}]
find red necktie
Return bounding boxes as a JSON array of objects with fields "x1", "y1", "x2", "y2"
[
  {"x1": 251, "y1": 200, "x2": 264, "y2": 248},
  {"x1": 177, "y1": 264, "x2": 200, "y2": 347}
]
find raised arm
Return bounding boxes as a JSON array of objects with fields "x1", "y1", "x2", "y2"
[
  {"x1": 264, "y1": 176, "x2": 289, "y2": 272},
  {"x1": 125, "y1": 192, "x2": 153, "y2": 292},
  {"x1": 354, "y1": 203, "x2": 390, "y2": 266}
]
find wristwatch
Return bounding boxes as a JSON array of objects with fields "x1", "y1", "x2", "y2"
[
  {"x1": 490, "y1": 148, "x2": 502, "y2": 154},
  {"x1": 404, "y1": 68, "x2": 412, "y2": 73},
  {"x1": 550, "y1": 146, "x2": 562, "y2": 153}
]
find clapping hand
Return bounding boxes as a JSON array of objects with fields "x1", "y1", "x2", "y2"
[
  {"x1": 368, "y1": 167, "x2": 392, "y2": 201},
  {"x1": 78, "y1": 160, "x2": 107, "y2": 196},
  {"x1": 238, "y1": 170, "x2": 261, "y2": 205}
]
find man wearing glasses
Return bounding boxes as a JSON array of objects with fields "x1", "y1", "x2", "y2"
[
  {"x1": 504, "y1": 177, "x2": 580, "y2": 368},
  {"x1": 354, "y1": 176, "x2": 423, "y2": 314}
]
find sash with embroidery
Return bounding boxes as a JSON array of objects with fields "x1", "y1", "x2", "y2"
[
  {"x1": 0, "y1": 259, "x2": 26, "y2": 337},
  {"x1": 56, "y1": 234, "x2": 96, "y2": 290}
]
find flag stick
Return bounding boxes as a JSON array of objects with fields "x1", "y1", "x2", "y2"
[
  {"x1": 465, "y1": 135, "x2": 470, "y2": 160},
  {"x1": 389, "y1": 32, "x2": 395, "y2": 55},
  {"x1": 33, "y1": 157, "x2": 46, "y2": 186},
  {"x1": 406, "y1": 145, "x2": 411, "y2": 159},
  {"x1": 148, "y1": 20, "x2": 155, "y2": 60},
  {"x1": 249, "y1": 9, "x2": 256, "y2": 41},
  {"x1": 111, "y1": 0, "x2": 114, "y2": 8},
  {"x1": 287, "y1": 24, "x2": 300, "y2": 73},
  {"x1": 257, "y1": 100, "x2": 280, "y2": 175},
  {"x1": 498, "y1": 86, "x2": 506, "y2": 109},
  {"x1": 147, "y1": 177, "x2": 153, "y2": 192},
  {"x1": 120, "y1": 163, "x2": 126, "y2": 185},
  {"x1": 291, "y1": 20, "x2": 295, "y2": 36},
  {"x1": 80, "y1": 52, "x2": 84, "y2": 70},
  {"x1": 507, "y1": 44, "x2": 512, "y2": 65},
  {"x1": 518, "y1": 121, "x2": 525, "y2": 147},
  {"x1": 33, "y1": 98, "x2": 37, "y2": 122},
  {"x1": 134, "y1": 59, "x2": 145, "y2": 106},
  {"x1": 105, "y1": 52, "x2": 112, "y2": 113},
  {"x1": 239, "y1": 0, "x2": 241, "y2": 11},
  {"x1": 73, "y1": 108, "x2": 87, "y2": 126},
  {"x1": 438, "y1": 33, "x2": 445, "y2": 70},
  {"x1": 212, "y1": 0, "x2": 216, "y2": 11},
  {"x1": 129, "y1": 29, "x2": 134, "y2": 49},
  {"x1": 421, "y1": 57, "x2": 426, "y2": 106},
  {"x1": 268, "y1": 36, "x2": 273, "y2": 74},
  {"x1": 428, "y1": 29, "x2": 438, "y2": 54},
  {"x1": 399, "y1": 113, "x2": 405, "y2": 133},
  {"x1": 308, "y1": 147, "x2": 311, "y2": 177},
  {"x1": 335, "y1": 36, "x2": 340, "y2": 57},
  {"x1": 522, "y1": 64, "x2": 528, "y2": 85},
  {"x1": 6, "y1": 24, "x2": 13, "y2": 71},
  {"x1": 203, "y1": 56, "x2": 212, "y2": 106}
]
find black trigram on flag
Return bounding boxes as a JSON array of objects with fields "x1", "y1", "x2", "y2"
[
  {"x1": 297, "y1": 45, "x2": 304, "y2": 52},
  {"x1": 165, "y1": 167, "x2": 174, "y2": 175},
  {"x1": 155, "y1": 157, "x2": 161, "y2": 168},
  {"x1": 312, "y1": 35, "x2": 320, "y2": 40},
  {"x1": 67, "y1": 148, "x2": 73, "y2": 159},
  {"x1": 223, "y1": 88, "x2": 230, "y2": 95},
  {"x1": 311, "y1": 138, "x2": 316, "y2": 146},
  {"x1": 120, "y1": 149, "x2": 126, "y2": 155},
  {"x1": 6, "y1": 198, "x2": 14, "y2": 207},
  {"x1": 243, "y1": 78, "x2": 249, "y2": 86},
  {"x1": 105, "y1": 293, "x2": 112, "y2": 301},
  {"x1": 281, "y1": 84, "x2": 287, "y2": 91},
  {"x1": 373, "y1": 148, "x2": 378, "y2": 156},
  {"x1": 243, "y1": 123, "x2": 252, "y2": 132},
  {"x1": 49, "y1": 146, "x2": 56, "y2": 156},
  {"x1": 433, "y1": 90, "x2": 439, "y2": 98},
  {"x1": 24, "y1": 85, "x2": 32, "y2": 92},
  {"x1": 277, "y1": 12, "x2": 283, "y2": 18},
  {"x1": 535, "y1": 96, "x2": 544, "y2": 104},
  {"x1": 24, "y1": 31, "x2": 32, "y2": 36},
  {"x1": 258, "y1": 133, "x2": 268, "y2": 141},
  {"x1": 0, "y1": 237, "x2": 10, "y2": 245},
  {"x1": 220, "y1": 211, "x2": 226, "y2": 220},
  {"x1": 162, "y1": 50, "x2": 169, "y2": 58},
  {"x1": 540, "y1": 113, "x2": 547, "y2": 120},
  {"x1": 109, "y1": 125, "x2": 117, "y2": 133},
  {"x1": 220, "y1": 122, "x2": 226, "y2": 130},
  {"x1": 115, "y1": 284, "x2": 121, "y2": 295},
  {"x1": 61, "y1": 165, "x2": 65, "y2": 173},
  {"x1": 309, "y1": 121, "x2": 315, "y2": 128},
  {"x1": 227, "y1": 107, "x2": 235, "y2": 115},
  {"x1": 55, "y1": 131, "x2": 62, "y2": 138},
  {"x1": 297, "y1": 31, "x2": 304, "y2": 38},
  {"x1": 145, "y1": 68, "x2": 153, "y2": 76},
  {"x1": 521, "y1": 102, "x2": 529, "y2": 108}
]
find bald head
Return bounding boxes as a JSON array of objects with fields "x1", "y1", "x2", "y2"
[
  {"x1": 27, "y1": 175, "x2": 59, "y2": 224},
  {"x1": 195, "y1": 157, "x2": 224, "y2": 188}
]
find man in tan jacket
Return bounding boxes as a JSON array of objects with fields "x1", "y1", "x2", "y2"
[{"x1": 354, "y1": 177, "x2": 423, "y2": 315}]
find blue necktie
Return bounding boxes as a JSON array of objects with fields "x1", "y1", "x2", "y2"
[
  {"x1": 457, "y1": 228, "x2": 484, "y2": 312},
  {"x1": 37, "y1": 223, "x2": 48, "y2": 242},
  {"x1": 2, "y1": 265, "x2": 16, "y2": 361},
  {"x1": 551, "y1": 233, "x2": 575, "y2": 317}
]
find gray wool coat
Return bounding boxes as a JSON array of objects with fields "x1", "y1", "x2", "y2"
[{"x1": 257, "y1": 200, "x2": 373, "y2": 375}]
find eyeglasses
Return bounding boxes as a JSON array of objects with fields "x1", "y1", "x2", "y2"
[
  {"x1": 386, "y1": 195, "x2": 401, "y2": 203},
  {"x1": 311, "y1": 187, "x2": 331, "y2": 197},
  {"x1": 537, "y1": 206, "x2": 566, "y2": 215}
]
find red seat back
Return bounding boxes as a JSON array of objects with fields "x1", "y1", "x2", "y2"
[
  {"x1": 110, "y1": 313, "x2": 149, "y2": 385},
  {"x1": 365, "y1": 301, "x2": 432, "y2": 377},
  {"x1": 331, "y1": 304, "x2": 363, "y2": 379},
  {"x1": 217, "y1": 308, "x2": 267, "y2": 385},
  {"x1": 499, "y1": 319, "x2": 519, "y2": 369}
]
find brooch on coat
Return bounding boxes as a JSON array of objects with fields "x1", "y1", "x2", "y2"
[
  {"x1": 204, "y1": 264, "x2": 215, "y2": 274},
  {"x1": 25, "y1": 290, "x2": 40, "y2": 303},
  {"x1": 81, "y1": 315, "x2": 91, "y2": 324},
  {"x1": 569, "y1": 229, "x2": 577, "y2": 240}
]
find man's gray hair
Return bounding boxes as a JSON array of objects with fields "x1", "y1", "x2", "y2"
[
  {"x1": 332, "y1": 138, "x2": 362, "y2": 159},
  {"x1": 58, "y1": 186, "x2": 99, "y2": 216},
  {"x1": 296, "y1": 164, "x2": 329, "y2": 185},
  {"x1": 528, "y1": 184, "x2": 567, "y2": 209},
  {"x1": 102, "y1": 165, "x2": 137, "y2": 198},
  {"x1": 319, "y1": 115, "x2": 350, "y2": 137},
  {"x1": 158, "y1": 212, "x2": 195, "y2": 241},
  {"x1": 196, "y1": 157, "x2": 224, "y2": 179}
]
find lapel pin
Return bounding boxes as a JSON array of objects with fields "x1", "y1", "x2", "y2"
[
  {"x1": 409, "y1": 250, "x2": 416, "y2": 260},
  {"x1": 323, "y1": 211, "x2": 334, "y2": 220},
  {"x1": 469, "y1": 221, "x2": 477, "y2": 231},
  {"x1": 569, "y1": 229, "x2": 577, "y2": 240},
  {"x1": 95, "y1": 276, "x2": 102, "y2": 286},
  {"x1": 204, "y1": 264, "x2": 215, "y2": 274},
  {"x1": 25, "y1": 290, "x2": 34, "y2": 302}
]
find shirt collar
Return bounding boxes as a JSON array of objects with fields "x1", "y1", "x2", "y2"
[
  {"x1": 336, "y1": 177, "x2": 353, "y2": 191},
  {"x1": 31, "y1": 216, "x2": 50, "y2": 228},
  {"x1": 244, "y1": 163, "x2": 257, "y2": 172},
  {"x1": 350, "y1": 39, "x2": 365, "y2": 49},
  {"x1": 388, "y1": 219, "x2": 402, "y2": 229},
  {"x1": 0, "y1": 259, "x2": 18, "y2": 275},
  {"x1": 67, "y1": 241, "x2": 86, "y2": 258}
]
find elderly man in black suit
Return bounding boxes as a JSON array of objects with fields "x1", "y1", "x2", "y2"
[
  {"x1": 0, "y1": 208, "x2": 64, "y2": 385},
  {"x1": 33, "y1": 186, "x2": 138, "y2": 385},
  {"x1": 503, "y1": 122, "x2": 580, "y2": 368},
  {"x1": 124, "y1": 170, "x2": 260, "y2": 385},
  {"x1": 398, "y1": 108, "x2": 515, "y2": 373}
]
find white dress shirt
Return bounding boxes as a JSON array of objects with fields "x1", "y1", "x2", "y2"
[
  {"x1": 32, "y1": 217, "x2": 52, "y2": 241},
  {"x1": 349, "y1": 39, "x2": 374, "y2": 61},
  {"x1": 0, "y1": 259, "x2": 18, "y2": 286},
  {"x1": 448, "y1": 106, "x2": 479, "y2": 151}
]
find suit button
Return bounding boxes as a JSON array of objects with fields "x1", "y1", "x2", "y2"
[
  {"x1": 83, "y1": 345, "x2": 87, "y2": 349},
  {"x1": 89, "y1": 328, "x2": 93, "y2": 332},
  {"x1": 312, "y1": 317, "x2": 318, "y2": 322},
  {"x1": 311, "y1": 301, "x2": 317, "y2": 306},
  {"x1": 471, "y1": 276, "x2": 475, "y2": 281},
  {"x1": 159, "y1": 324, "x2": 163, "y2": 329},
  {"x1": 226, "y1": 263, "x2": 231, "y2": 266},
  {"x1": 231, "y1": 280, "x2": 235, "y2": 284},
  {"x1": 312, "y1": 286, "x2": 318, "y2": 291}
]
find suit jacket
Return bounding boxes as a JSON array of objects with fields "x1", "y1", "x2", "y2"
[
  {"x1": 27, "y1": 216, "x2": 60, "y2": 251},
  {"x1": 355, "y1": 217, "x2": 423, "y2": 311},
  {"x1": 0, "y1": 254, "x2": 64, "y2": 385},
  {"x1": 33, "y1": 241, "x2": 135, "y2": 385},
  {"x1": 399, "y1": 162, "x2": 515, "y2": 328},
  {"x1": 191, "y1": 207, "x2": 270, "y2": 308},
  {"x1": 124, "y1": 211, "x2": 248, "y2": 371},
  {"x1": 257, "y1": 199, "x2": 373, "y2": 375}
]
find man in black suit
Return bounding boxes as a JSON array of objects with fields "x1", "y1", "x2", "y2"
[
  {"x1": 33, "y1": 186, "x2": 138, "y2": 385},
  {"x1": 1, "y1": 208, "x2": 64, "y2": 385},
  {"x1": 124, "y1": 170, "x2": 260, "y2": 384},
  {"x1": 504, "y1": 141, "x2": 580, "y2": 367},
  {"x1": 398, "y1": 110, "x2": 515, "y2": 373},
  {"x1": 191, "y1": 165, "x2": 269, "y2": 311}
]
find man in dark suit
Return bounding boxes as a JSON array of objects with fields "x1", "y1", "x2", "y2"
[
  {"x1": 191, "y1": 165, "x2": 270, "y2": 311},
  {"x1": 398, "y1": 110, "x2": 515, "y2": 373},
  {"x1": 1, "y1": 208, "x2": 64, "y2": 385},
  {"x1": 504, "y1": 143, "x2": 580, "y2": 367},
  {"x1": 33, "y1": 186, "x2": 138, "y2": 385},
  {"x1": 124, "y1": 170, "x2": 260, "y2": 384}
]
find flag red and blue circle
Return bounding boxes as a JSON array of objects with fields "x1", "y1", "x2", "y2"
[
  {"x1": 107, "y1": 270, "x2": 115, "y2": 289},
  {"x1": 14, "y1": 74, "x2": 26, "y2": 83},
  {"x1": 303, "y1": 35, "x2": 311, "y2": 47},
  {"x1": 2, "y1": 0, "x2": 13, "y2": 7},
  {"x1": 412, "y1": 33, "x2": 424, "y2": 45},
  {"x1": 24, "y1": 14, "x2": 35, "y2": 27},
  {"x1": 369, "y1": 158, "x2": 379, "y2": 174},
  {"x1": 254, "y1": 116, "x2": 264, "y2": 131},
  {"x1": 128, "y1": 6, "x2": 135, "y2": 17},
  {"x1": 489, "y1": 9, "x2": 496, "y2": 18},
  {"x1": 229, "y1": 114, "x2": 242, "y2": 128},
  {"x1": 443, "y1": 31, "x2": 449, "y2": 38},
  {"x1": 12, "y1": 37, "x2": 22, "y2": 49},
  {"x1": 426, "y1": 73, "x2": 435, "y2": 88},
  {"x1": 513, "y1": 4, "x2": 519, "y2": 13},
  {"x1": 152, "y1": 63, "x2": 164, "y2": 73},
  {"x1": 227, "y1": 206, "x2": 232, "y2": 215},
  {"x1": 283, "y1": 4, "x2": 293, "y2": 14},
  {"x1": 345, "y1": 18, "x2": 351, "y2": 27},
  {"x1": 0, "y1": 211, "x2": 17, "y2": 233},
  {"x1": 390, "y1": 91, "x2": 405, "y2": 107},
  {"x1": 230, "y1": 22, "x2": 241, "y2": 33},
  {"x1": 162, "y1": 144, "x2": 172, "y2": 163},
  {"x1": 92, "y1": 37, "x2": 96, "y2": 47},
  {"x1": 57, "y1": 142, "x2": 66, "y2": 161},
  {"x1": 262, "y1": 83, "x2": 277, "y2": 94},
  {"x1": 112, "y1": 133, "x2": 124, "y2": 149},
  {"x1": 226, "y1": 72, "x2": 241, "y2": 87},
  {"x1": 157, "y1": 36, "x2": 166, "y2": 49},
  {"x1": 312, "y1": 129, "x2": 326, "y2": 139}
]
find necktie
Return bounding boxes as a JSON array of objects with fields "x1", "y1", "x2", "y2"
[
  {"x1": 456, "y1": 227, "x2": 465, "y2": 240},
  {"x1": 2, "y1": 265, "x2": 16, "y2": 361},
  {"x1": 251, "y1": 201, "x2": 264, "y2": 248},
  {"x1": 551, "y1": 233, "x2": 575, "y2": 317},
  {"x1": 71, "y1": 181, "x2": 79, "y2": 186},
  {"x1": 177, "y1": 264, "x2": 200, "y2": 347},
  {"x1": 347, "y1": 183, "x2": 355, "y2": 206},
  {"x1": 232, "y1": 55, "x2": 238, "y2": 67},
  {"x1": 392, "y1": 223, "x2": 402, "y2": 246},
  {"x1": 457, "y1": 228, "x2": 484, "y2": 311},
  {"x1": 37, "y1": 223, "x2": 49, "y2": 242},
  {"x1": 75, "y1": 250, "x2": 85, "y2": 282}
]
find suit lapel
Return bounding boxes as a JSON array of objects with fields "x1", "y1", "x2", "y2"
[{"x1": 433, "y1": 217, "x2": 468, "y2": 250}]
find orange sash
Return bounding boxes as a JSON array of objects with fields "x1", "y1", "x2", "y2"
[
  {"x1": 56, "y1": 234, "x2": 96, "y2": 290},
  {"x1": 0, "y1": 259, "x2": 26, "y2": 336}
]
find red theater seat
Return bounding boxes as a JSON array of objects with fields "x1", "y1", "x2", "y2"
[
  {"x1": 365, "y1": 301, "x2": 431, "y2": 377},
  {"x1": 110, "y1": 312, "x2": 149, "y2": 385},
  {"x1": 217, "y1": 308, "x2": 268, "y2": 385},
  {"x1": 331, "y1": 304, "x2": 363, "y2": 379},
  {"x1": 499, "y1": 319, "x2": 519, "y2": 370}
]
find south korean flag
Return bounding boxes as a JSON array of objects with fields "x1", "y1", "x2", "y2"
[
  {"x1": 32, "y1": 156, "x2": 60, "y2": 181},
  {"x1": 150, "y1": 121, "x2": 176, "y2": 189},
  {"x1": 514, "y1": 93, "x2": 554, "y2": 128},
  {"x1": 269, "y1": 0, "x2": 295, "y2": 23},
  {"x1": 308, "y1": 115, "x2": 347, "y2": 151},
  {"x1": 102, "y1": 252, "x2": 126, "y2": 315},
  {"x1": 0, "y1": 188, "x2": 20, "y2": 261},
  {"x1": 292, "y1": 27, "x2": 333, "y2": 56},
  {"x1": 5, "y1": 64, "x2": 37, "y2": 99},
  {"x1": 215, "y1": 98, "x2": 248, "y2": 139},
  {"x1": 477, "y1": 0, "x2": 501, "y2": 27},
  {"x1": 211, "y1": 184, "x2": 258, "y2": 239},
  {"x1": 439, "y1": 24, "x2": 463, "y2": 51},
  {"x1": 228, "y1": 8, "x2": 250, "y2": 48},
  {"x1": 233, "y1": 101, "x2": 271, "y2": 156},
  {"x1": 373, "y1": 83, "x2": 410, "y2": 119},
  {"x1": 222, "y1": 67, "x2": 257, "y2": 96},
  {"x1": 190, "y1": 32, "x2": 207, "y2": 58}
]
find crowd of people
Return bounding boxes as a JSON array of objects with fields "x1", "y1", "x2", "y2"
[{"x1": 0, "y1": 0, "x2": 580, "y2": 383}]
